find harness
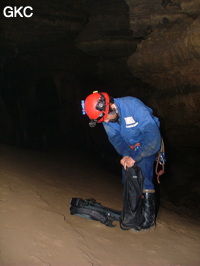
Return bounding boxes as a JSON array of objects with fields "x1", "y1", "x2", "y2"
[{"x1": 155, "y1": 138, "x2": 166, "y2": 183}]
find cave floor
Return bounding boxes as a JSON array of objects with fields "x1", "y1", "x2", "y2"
[{"x1": 0, "y1": 144, "x2": 199, "y2": 266}]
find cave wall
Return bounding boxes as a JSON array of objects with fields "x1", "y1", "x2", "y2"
[{"x1": 125, "y1": 0, "x2": 200, "y2": 206}]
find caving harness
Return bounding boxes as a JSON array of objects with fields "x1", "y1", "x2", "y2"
[
  {"x1": 130, "y1": 139, "x2": 166, "y2": 184},
  {"x1": 155, "y1": 138, "x2": 166, "y2": 183}
]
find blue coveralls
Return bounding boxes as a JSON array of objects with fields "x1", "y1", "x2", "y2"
[{"x1": 103, "y1": 97, "x2": 161, "y2": 190}]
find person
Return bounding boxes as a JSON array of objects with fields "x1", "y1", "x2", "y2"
[{"x1": 83, "y1": 91, "x2": 161, "y2": 230}]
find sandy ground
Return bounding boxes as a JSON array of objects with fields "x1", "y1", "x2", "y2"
[{"x1": 0, "y1": 144, "x2": 199, "y2": 266}]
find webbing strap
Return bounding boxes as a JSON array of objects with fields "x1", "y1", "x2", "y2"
[
  {"x1": 155, "y1": 138, "x2": 166, "y2": 183},
  {"x1": 70, "y1": 206, "x2": 116, "y2": 227}
]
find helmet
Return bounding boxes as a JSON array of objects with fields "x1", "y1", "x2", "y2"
[{"x1": 84, "y1": 92, "x2": 110, "y2": 123}]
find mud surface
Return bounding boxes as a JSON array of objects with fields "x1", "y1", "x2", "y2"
[{"x1": 0, "y1": 144, "x2": 199, "y2": 266}]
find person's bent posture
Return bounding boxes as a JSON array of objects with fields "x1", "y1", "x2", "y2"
[{"x1": 83, "y1": 92, "x2": 161, "y2": 230}]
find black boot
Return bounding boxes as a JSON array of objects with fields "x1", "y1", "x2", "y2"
[{"x1": 140, "y1": 190, "x2": 156, "y2": 230}]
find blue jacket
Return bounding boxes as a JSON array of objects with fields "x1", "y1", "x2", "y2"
[{"x1": 103, "y1": 97, "x2": 161, "y2": 162}]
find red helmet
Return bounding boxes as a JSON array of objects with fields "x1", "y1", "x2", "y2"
[{"x1": 84, "y1": 92, "x2": 110, "y2": 123}]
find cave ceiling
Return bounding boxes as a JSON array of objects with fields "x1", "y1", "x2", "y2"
[{"x1": 1, "y1": 0, "x2": 200, "y2": 89}]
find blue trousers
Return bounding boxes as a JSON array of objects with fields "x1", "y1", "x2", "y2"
[{"x1": 122, "y1": 154, "x2": 156, "y2": 190}]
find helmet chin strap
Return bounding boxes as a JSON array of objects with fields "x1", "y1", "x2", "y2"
[{"x1": 108, "y1": 110, "x2": 116, "y2": 115}]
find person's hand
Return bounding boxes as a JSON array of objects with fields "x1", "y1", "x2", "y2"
[
  {"x1": 120, "y1": 156, "x2": 135, "y2": 170},
  {"x1": 125, "y1": 157, "x2": 136, "y2": 169},
  {"x1": 120, "y1": 156, "x2": 130, "y2": 168}
]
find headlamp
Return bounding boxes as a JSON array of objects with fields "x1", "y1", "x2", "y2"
[{"x1": 81, "y1": 100, "x2": 86, "y2": 115}]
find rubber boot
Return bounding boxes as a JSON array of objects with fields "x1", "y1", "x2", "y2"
[{"x1": 140, "y1": 190, "x2": 156, "y2": 230}]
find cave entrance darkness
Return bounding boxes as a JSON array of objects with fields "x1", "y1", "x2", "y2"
[{"x1": 0, "y1": 0, "x2": 138, "y2": 163}]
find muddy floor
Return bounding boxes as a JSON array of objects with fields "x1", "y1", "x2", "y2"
[{"x1": 0, "y1": 144, "x2": 199, "y2": 266}]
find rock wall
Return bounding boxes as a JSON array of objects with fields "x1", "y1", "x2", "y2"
[{"x1": 125, "y1": 0, "x2": 200, "y2": 206}]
